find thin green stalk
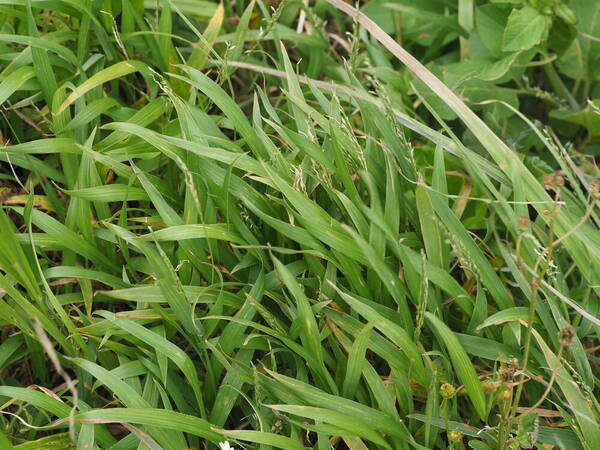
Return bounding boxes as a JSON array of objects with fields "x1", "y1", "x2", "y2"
[{"x1": 508, "y1": 195, "x2": 561, "y2": 431}]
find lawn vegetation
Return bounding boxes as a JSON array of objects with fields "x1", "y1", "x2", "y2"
[{"x1": 0, "y1": 0, "x2": 598, "y2": 449}]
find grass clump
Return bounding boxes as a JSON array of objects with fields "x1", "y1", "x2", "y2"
[{"x1": 0, "y1": 0, "x2": 598, "y2": 449}]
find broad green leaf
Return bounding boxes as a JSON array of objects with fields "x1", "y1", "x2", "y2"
[
  {"x1": 550, "y1": 100, "x2": 600, "y2": 140},
  {"x1": 64, "y1": 185, "x2": 150, "y2": 203},
  {"x1": 136, "y1": 224, "x2": 243, "y2": 244},
  {"x1": 425, "y1": 313, "x2": 487, "y2": 420},
  {"x1": 75, "y1": 408, "x2": 221, "y2": 442},
  {"x1": 476, "y1": 307, "x2": 530, "y2": 330},
  {"x1": 187, "y1": 2, "x2": 223, "y2": 70},
  {"x1": 342, "y1": 321, "x2": 375, "y2": 399},
  {"x1": 70, "y1": 358, "x2": 187, "y2": 448},
  {"x1": 532, "y1": 329, "x2": 600, "y2": 445},
  {"x1": 149, "y1": 0, "x2": 218, "y2": 17},
  {"x1": 265, "y1": 370, "x2": 411, "y2": 441},
  {"x1": 0, "y1": 33, "x2": 79, "y2": 68},
  {"x1": 556, "y1": 0, "x2": 600, "y2": 80},
  {"x1": 502, "y1": 6, "x2": 550, "y2": 52},
  {"x1": 0, "y1": 138, "x2": 80, "y2": 155},
  {"x1": 216, "y1": 429, "x2": 304, "y2": 450},
  {"x1": 273, "y1": 256, "x2": 334, "y2": 391},
  {"x1": 57, "y1": 61, "x2": 148, "y2": 113},
  {"x1": 332, "y1": 286, "x2": 427, "y2": 385},
  {"x1": 0, "y1": 65, "x2": 35, "y2": 104},
  {"x1": 475, "y1": 5, "x2": 510, "y2": 57},
  {"x1": 268, "y1": 404, "x2": 391, "y2": 448},
  {"x1": 96, "y1": 311, "x2": 206, "y2": 417}
]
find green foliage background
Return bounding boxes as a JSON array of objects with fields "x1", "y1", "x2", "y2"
[{"x1": 0, "y1": 0, "x2": 598, "y2": 449}]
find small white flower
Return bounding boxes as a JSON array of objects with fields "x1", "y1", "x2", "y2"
[{"x1": 219, "y1": 442, "x2": 235, "y2": 450}]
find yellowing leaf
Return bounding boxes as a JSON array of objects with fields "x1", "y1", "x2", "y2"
[
  {"x1": 188, "y1": 2, "x2": 224, "y2": 70},
  {"x1": 57, "y1": 61, "x2": 148, "y2": 114}
]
